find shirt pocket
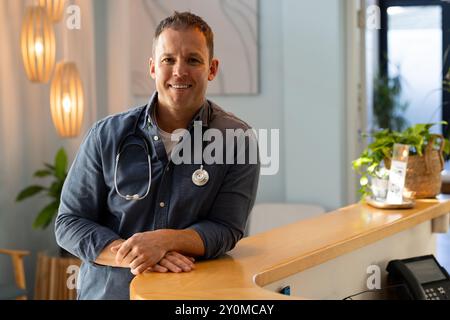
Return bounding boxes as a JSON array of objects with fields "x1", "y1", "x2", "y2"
[{"x1": 172, "y1": 164, "x2": 225, "y2": 210}]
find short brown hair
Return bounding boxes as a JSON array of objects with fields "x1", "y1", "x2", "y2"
[{"x1": 153, "y1": 11, "x2": 214, "y2": 61}]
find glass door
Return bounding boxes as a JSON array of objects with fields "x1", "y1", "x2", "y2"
[{"x1": 379, "y1": 0, "x2": 450, "y2": 135}]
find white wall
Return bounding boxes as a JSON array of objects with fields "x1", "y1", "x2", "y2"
[{"x1": 282, "y1": 0, "x2": 348, "y2": 209}]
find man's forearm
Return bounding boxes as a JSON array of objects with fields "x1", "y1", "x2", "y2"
[
  {"x1": 95, "y1": 230, "x2": 204, "y2": 266},
  {"x1": 159, "y1": 229, "x2": 205, "y2": 257},
  {"x1": 95, "y1": 239, "x2": 127, "y2": 267}
]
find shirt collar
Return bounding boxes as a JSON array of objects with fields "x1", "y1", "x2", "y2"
[
  {"x1": 143, "y1": 91, "x2": 211, "y2": 130},
  {"x1": 143, "y1": 92, "x2": 158, "y2": 130}
]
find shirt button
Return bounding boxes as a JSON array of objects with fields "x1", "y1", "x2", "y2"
[
  {"x1": 153, "y1": 136, "x2": 159, "y2": 141},
  {"x1": 159, "y1": 202, "x2": 165, "y2": 208}
]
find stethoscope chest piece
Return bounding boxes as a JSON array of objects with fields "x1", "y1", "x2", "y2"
[{"x1": 192, "y1": 165, "x2": 209, "y2": 187}]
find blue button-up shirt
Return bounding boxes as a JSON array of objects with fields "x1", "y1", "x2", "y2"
[{"x1": 55, "y1": 92, "x2": 260, "y2": 300}]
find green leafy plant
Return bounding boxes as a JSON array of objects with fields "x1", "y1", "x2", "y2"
[
  {"x1": 352, "y1": 123, "x2": 450, "y2": 200},
  {"x1": 373, "y1": 72, "x2": 409, "y2": 132},
  {"x1": 16, "y1": 148, "x2": 68, "y2": 229}
]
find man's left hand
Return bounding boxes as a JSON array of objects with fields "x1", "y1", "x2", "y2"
[{"x1": 147, "y1": 251, "x2": 195, "y2": 273}]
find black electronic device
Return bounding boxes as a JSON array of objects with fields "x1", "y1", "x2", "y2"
[{"x1": 386, "y1": 254, "x2": 450, "y2": 300}]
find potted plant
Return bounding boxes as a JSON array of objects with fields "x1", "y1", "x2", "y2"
[
  {"x1": 352, "y1": 123, "x2": 450, "y2": 200},
  {"x1": 16, "y1": 148, "x2": 68, "y2": 229}
]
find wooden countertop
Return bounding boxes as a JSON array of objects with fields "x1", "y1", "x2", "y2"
[{"x1": 130, "y1": 199, "x2": 450, "y2": 300}]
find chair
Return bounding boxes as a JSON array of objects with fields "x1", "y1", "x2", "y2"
[
  {"x1": 0, "y1": 249, "x2": 30, "y2": 300},
  {"x1": 247, "y1": 203, "x2": 326, "y2": 236}
]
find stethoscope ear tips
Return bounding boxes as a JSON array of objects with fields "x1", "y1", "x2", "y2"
[{"x1": 125, "y1": 194, "x2": 140, "y2": 200}]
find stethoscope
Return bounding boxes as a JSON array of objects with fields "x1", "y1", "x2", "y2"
[{"x1": 113, "y1": 106, "x2": 210, "y2": 201}]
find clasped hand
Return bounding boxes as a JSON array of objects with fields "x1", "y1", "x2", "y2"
[{"x1": 110, "y1": 231, "x2": 195, "y2": 275}]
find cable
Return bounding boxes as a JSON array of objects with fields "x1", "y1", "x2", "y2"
[{"x1": 342, "y1": 283, "x2": 409, "y2": 300}]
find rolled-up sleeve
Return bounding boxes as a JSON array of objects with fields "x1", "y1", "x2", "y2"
[
  {"x1": 55, "y1": 124, "x2": 120, "y2": 263},
  {"x1": 188, "y1": 139, "x2": 260, "y2": 259}
]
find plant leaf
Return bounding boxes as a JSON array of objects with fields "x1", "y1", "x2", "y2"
[
  {"x1": 444, "y1": 139, "x2": 450, "y2": 156},
  {"x1": 44, "y1": 163, "x2": 56, "y2": 172},
  {"x1": 360, "y1": 176, "x2": 369, "y2": 186},
  {"x1": 33, "y1": 201, "x2": 60, "y2": 229},
  {"x1": 367, "y1": 163, "x2": 378, "y2": 175},
  {"x1": 48, "y1": 181, "x2": 64, "y2": 199},
  {"x1": 34, "y1": 170, "x2": 52, "y2": 178},
  {"x1": 16, "y1": 185, "x2": 45, "y2": 202},
  {"x1": 54, "y1": 148, "x2": 68, "y2": 180}
]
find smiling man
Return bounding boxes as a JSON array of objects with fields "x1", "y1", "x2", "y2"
[
  {"x1": 55, "y1": 12, "x2": 260, "y2": 300},
  {"x1": 150, "y1": 21, "x2": 219, "y2": 134}
]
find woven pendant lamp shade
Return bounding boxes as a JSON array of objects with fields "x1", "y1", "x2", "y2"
[
  {"x1": 21, "y1": 6, "x2": 56, "y2": 83},
  {"x1": 38, "y1": 0, "x2": 66, "y2": 22},
  {"x1": 50, "y1": 62, "x2": 84, "y2": 138}
]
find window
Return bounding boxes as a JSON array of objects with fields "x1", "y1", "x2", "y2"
[{"x1": 379, "y1": 0, "x2": 450, "y2": 136}]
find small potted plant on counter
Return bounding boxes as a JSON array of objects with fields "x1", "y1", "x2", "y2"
[{"x1": 352, "y1": 123, "x2": 450, "y2": 201}]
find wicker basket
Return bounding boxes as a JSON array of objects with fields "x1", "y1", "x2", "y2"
[{"x1": 385, "y1": 135, "x2": 445, "y2": 199}]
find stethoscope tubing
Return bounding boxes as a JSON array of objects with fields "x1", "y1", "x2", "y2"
[
  {"x1": 113, "y1": 104, "x2": 210, "y2": 201},
  {"x1": 114, "y1": 145, "x2": 152, "y2": 201}
]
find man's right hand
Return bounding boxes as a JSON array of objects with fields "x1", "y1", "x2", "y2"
[
  {"x1": 147, "y1": 251, "x2": 195, "y2": 273},
  {"x1": 107, "y1": 240, "x2": 195, "y2": 275}
]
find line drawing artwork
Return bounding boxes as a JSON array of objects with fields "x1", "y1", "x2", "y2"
[{"x1": 130, "y1": 0, "x2": 259, "y2": 96}]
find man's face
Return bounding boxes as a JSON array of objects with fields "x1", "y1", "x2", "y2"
[{"x1": 150, "y1": 28, "x2": 219, "y2": 113}]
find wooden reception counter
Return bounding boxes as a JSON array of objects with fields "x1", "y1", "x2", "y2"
[{"x1": 130, "y1": 198, "x2": 450, "y2": 300}]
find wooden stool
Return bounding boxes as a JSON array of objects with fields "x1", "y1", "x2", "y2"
[{"x1": 0, "y1": 249, "x2": 30, "y2": 299}]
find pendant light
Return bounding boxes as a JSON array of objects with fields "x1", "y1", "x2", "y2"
[
  {"x1": 20, "y1": 6, "x2": 56, "y2": 83},
  {"x1": 38, "y1": 0, "x2": 66, "y2": 22},
  {"x1": 50, "y1": 62, "x2": 84, "y2": 138}
]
